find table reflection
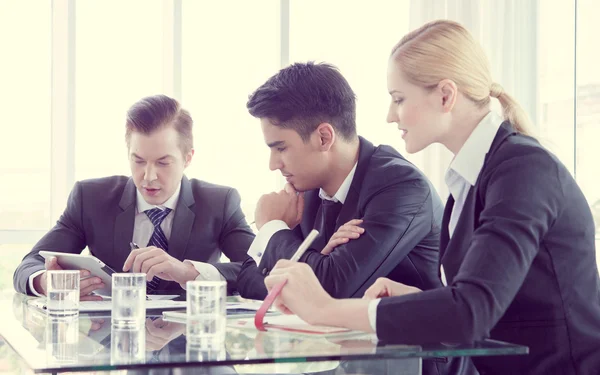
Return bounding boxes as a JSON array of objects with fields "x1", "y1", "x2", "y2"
[
  {"x1": 45, "y1": 315, "x2": 79, "y2": 365},
  {"x1": 111, "y1": 325, "x2": 146, "y2": 365}
]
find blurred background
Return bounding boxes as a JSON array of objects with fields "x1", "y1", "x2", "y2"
[{"x1": 0, "y1": 0, "x2": 598, "y2": 299}]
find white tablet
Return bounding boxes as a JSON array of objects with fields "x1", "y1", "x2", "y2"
[{"x1": 39, "y1": 251, "x2": 116, "y2": 296}]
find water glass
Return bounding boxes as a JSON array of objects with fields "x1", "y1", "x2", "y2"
[
  {"x1": 46, "y1": 270, "x2": 80, "y2": 317},
  {"x1": 111, "y1": 326, "x2": 146, "y2": 365},
  {"x1": 45, "y1": 315, "x2": 79, "y2": 365},
  {"x1": 186, "y1": 280, "x2": 226, "y2": 347},
  {"x1": 112, "y1": 273, "x2": 146, "y2": 328}
]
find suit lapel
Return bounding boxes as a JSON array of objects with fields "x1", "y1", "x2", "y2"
[
  {"x1": 440, "y1": 121, "x2": 513, "y2": 253},
  {"x1": 299, "y1": 136, "x2": 375, "y2": 249},
  {"x1": 336, "y1": 136, "x2": 376, "y2": 228},
  {"x1": 444, "y1": 120, "x2": 515, "y2": 252},
  {"x1": 114, "y1": 178, "x2": 137, "y2": 270},
  {"x1": 439, "y1": 121, "x2": 517, "y2": 283},
  {"x1": 440, "y1": 195, "x2": 454, "y2": 260},
  {"x1": 168, "y1": 176, "x2": 195, "y2": 262},
  {"x1": 441, "y1": 186, "x2": 477, "y2": 284}
]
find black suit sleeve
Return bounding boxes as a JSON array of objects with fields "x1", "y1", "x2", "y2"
[
  {"x1": 13, "y1": 182, "x2": 87, "y2": 295},
  {"x1": 376, "y1": 149, "x2": 562, "y2": 344},
  {"x1": 212, "y1": 188, "x2": 255, "y2": 286},
  {"x1": 236, "y1": 225, "x2": 304, "y2": 300},
  {"x1": 259, "y1": 176, "x2": 435, "y2": 298},
  {"x1": 235, "y1": 257, "x2": 268, "y2": 300}
]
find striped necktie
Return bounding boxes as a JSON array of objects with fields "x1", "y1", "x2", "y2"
[{"x1": 145, "y1": 207, "x2": 172, "y2": 293}]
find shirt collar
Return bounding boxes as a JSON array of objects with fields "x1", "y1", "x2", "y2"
[
  {"x1": 318, "y1": 163, "x2": 357, "y2": 204},
  {"x1": 136, "y1": 181, "x2": 181, "y2": 214},
  {"x1": 446, "y1": 111, "x2": 503, "y2": 187}
]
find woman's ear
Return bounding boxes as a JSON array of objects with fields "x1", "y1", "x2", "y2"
[{"x1": 438, "y1": 79, "x2": 458, "y2": 113}]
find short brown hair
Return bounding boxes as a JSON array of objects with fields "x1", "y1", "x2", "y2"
[{"x1": 125, "y1": 95, "x2": 193, "y2": 153}]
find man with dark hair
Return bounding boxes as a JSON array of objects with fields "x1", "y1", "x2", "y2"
[
  {"x1": 237, "y1": 62, "x2": 445, "y2": 300},
  {"x1": 238, "y1": 63, "x2": 474, "y2": 375},
  {"x1": 14, "y1": 94, "x2": 254, "y2": 298}
]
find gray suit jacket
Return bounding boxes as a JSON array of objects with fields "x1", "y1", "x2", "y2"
[{"x1": 13, "y1": 175, "x2": 255, "y2": 294}]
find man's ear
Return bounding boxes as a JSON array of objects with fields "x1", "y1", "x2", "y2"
[
  {"x1": 184, "y1": 148, "x2": 195, "y2": 168},
  {"x1": 437, "y1": 79, "x2": 458, "y2": 113},
  {"x1": 315, "y1": 123, "x2": 335, "y2": 151}
]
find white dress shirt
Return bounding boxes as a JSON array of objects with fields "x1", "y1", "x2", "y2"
[
  {"x1": 29, "y1": 182, "x2": 223, "y2": 296},
  {"x1": 132, "y1": 182, "x2": 181, "y2": 246},
  {"x1": 133, "y1": 183, "x2": 224, "y2": 283},
  {"x1": 367, "y1": 111, "x2": 504, "y2": 333},
  {"x1": 247, "y1": 163, "x2": 357, "y2": 266},
  {"x1": 445, "y1": 111, "x2": 503, "y2": 238}
]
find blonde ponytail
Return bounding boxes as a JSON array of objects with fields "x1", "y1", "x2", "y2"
[
  {"x1": 490, "y1": 83, "x2": 533, "y2": 136},
  {"x1": 392, "y1": 20, "x2": 534, "y2": 137}
]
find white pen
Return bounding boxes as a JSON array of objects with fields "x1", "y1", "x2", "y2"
[{"x1": 289, "y1": 229, "x2": 320, "y2": 262}]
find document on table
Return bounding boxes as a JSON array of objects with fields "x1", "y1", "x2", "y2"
[
  {"x1": 229, "y1": 314, "x2": 366, "y2": 338},
  {"x1": 163, "y1": 301, "x2": 280, "y2": 322}
]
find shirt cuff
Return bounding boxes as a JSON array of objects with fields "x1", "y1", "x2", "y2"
[
  {"x1": 247, "y1": 220, "x2": 289, "y2": 265},
  {"x1": 28, "y1": 270, "x2": 46, "y2": 297},
  {"x1": 184, "y1": 261, "x2": 226, "y2": 282},
  {"x1": 368, "y1": 298, "x2": 381, "y2": 334}
]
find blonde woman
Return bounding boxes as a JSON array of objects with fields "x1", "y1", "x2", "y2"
[{"x1": 264, "y1": 20, "x2": 600, "y2": 375}]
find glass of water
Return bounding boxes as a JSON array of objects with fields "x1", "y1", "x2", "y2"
[
  {"x1": 186, "y1": 280, "x2": 226, "y2": 347},
  {"x1": 111, "y1": 273, "x2": 146, "y2": 328},
  {"x1": 46, "y1": 270, "x2": 80, "y2": 317}
]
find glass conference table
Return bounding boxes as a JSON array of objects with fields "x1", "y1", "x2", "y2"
[{"x1": 0, "y1": 293, "x2": 528, "y2": 374}]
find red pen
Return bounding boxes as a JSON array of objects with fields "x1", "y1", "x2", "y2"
[{"x1": 255, "y1": 229, "x2": 320, "y2": 331}]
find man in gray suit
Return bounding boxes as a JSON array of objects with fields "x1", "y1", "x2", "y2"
[{"x1": 13, "y1": 95, "x2": 254, "y2": 299}]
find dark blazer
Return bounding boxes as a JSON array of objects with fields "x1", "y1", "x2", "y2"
[
  {"x1": 237, "y1": 136, "x2": 444, "y2": 300},
  {"x1": 376, "y1": 122, "x2": 600, "y2": 375},
  {"x1": 13, "y1": 175, "x2": 255, "y2": 294}
]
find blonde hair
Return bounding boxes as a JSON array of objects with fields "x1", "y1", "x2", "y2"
[{"x1": 391, "y1": 20, "x2": 532, "y2": 136}]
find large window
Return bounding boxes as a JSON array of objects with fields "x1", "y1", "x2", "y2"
[
  {"x1": 0, "y1": 2, "x2": 51, "y2": 231},
  {"x1": 576, "y1": 0, "x2": 600, "y2": 254},
  {"x1": 181, "y1": 1, "x2": 280, "y2": 221},
  {"x1": 75, "y1": 0, "x2": 165, "y2": 181},
  {"x1": 289, "y1": 0, "x2": 419, "y2": 176},
  {"x1": 538, "y1": 0, "x2": 575, "y2": 174}
]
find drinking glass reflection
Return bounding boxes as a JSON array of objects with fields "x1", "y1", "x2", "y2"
[
  {"x1": 186, "y1": 338, "x2": 227, "y2": 362},
  {"x1": 45, "y1": 315, "x2": 79, "y2": 365},
  {"x1": 111, "y1": 326, "x2": 146, "y2": 365}
]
